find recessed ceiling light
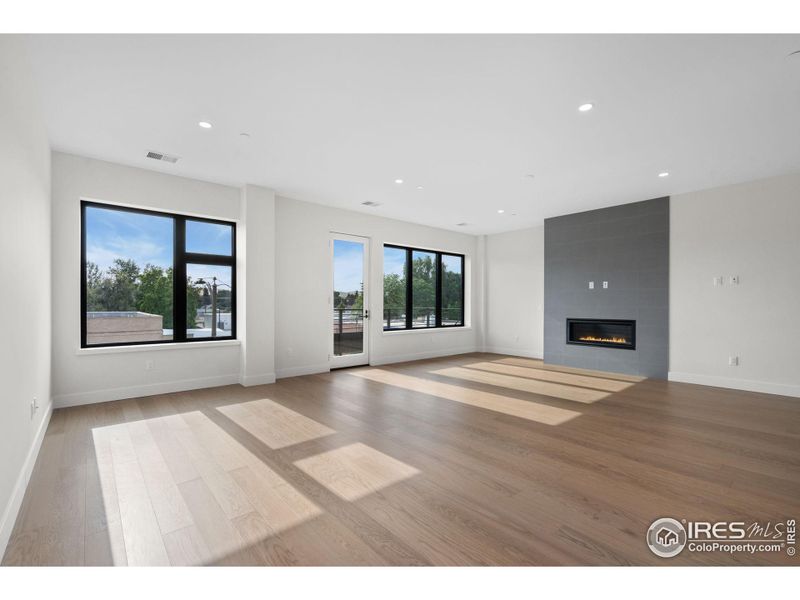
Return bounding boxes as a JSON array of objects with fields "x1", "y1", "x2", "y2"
[
  {"x1": 394, "y1": 179, "x2": 404, "y2": 184},
  {"x1": 658, "y1": 171, "x2": 670, "y2": 178},
  {"x1": 526, "y1": 174, "x2": 535, "y2": 179},
  {"x1": 456, "y1": 222, "x2": 468, "y2": 227},
  {"x1": 416, "y1": 185, "x2": 424, "y2": 190},
  {"x1": 198, "y1": 121, "x2": 212, "y2": 129},
  {"x1": 239, "y1": 132, "x2": 250, "y2": 138},
  {"x1": 497, "y1": 209, "x2": 505, "y2": 214},
  {"x1": 578, "y1": 103, "x2": 594, "y2": 112}
]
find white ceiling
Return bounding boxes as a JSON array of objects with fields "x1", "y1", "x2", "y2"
[{"x1": 23, "y1": 34, "x2": 800, "y2": 235}]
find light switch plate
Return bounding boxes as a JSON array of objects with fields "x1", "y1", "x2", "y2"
[
  {"x1": 713, "y1": 276, "x2": 723, "y2": 286},
  {"x1": 602, "y1": 281, "x2": 608, "y2": 289},
  {"x1": 589, "y1": 281, "x2": 594, "y2": 289},
  {"x1": 730, "y1": 275, "x2": 739, "y2": 285}
]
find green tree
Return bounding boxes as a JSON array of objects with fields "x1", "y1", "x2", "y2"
[
  {"x1": 86, "y1": 261, "x2": 104, "y2": 311},
  {"x1": 137, "y1": 265, "x2": 173, "y2": 328},
  {"x1": 93, "y1": 258, "x2": 139, "y2": 311},
  {"x1": 441, "y1": 264, "x2": 463, "y2": 323},
  {"x1": 383, "y1": 272, "x2": 406, "y2": 323},
  {"x1": 411, "y1": 254, "x2": 435, "y2": 321}
]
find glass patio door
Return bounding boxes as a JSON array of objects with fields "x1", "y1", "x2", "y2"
[{"x1": 330, "y1": 233, "x2": 370, "y2": 368}]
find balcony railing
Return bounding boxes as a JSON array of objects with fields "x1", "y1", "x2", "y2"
[
  {"x1": 384, "y1": 307, "x2": 463, "y2": 329},
  {"x1": 333, "y1": 308, "x2": 364, "y2": 356}
]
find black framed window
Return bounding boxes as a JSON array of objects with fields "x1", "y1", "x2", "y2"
[
  {"x1": 383, "y1": 244, "x2": 465, "y2": 331},
  {"x1": 81, "y1": 201, "x2": 236, "y2": 348}
]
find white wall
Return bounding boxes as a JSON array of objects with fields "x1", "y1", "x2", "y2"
[
  {"x1": 239, "y1": 184, "x2": 276, "y2": 386},
  {"x1": 484, "y1": 226, "x2": 545, "y2": 359},
  {"x1": 51, "y1": 153, "x2": 480, "y2": 401},
  {"x1": 670, "y1": 172, "x2": 800, "y2": 397},
  {"x1": 51, "y1": 153, "x2": 244, "y2": 407},
  {"x1": 275, "y1": 196, "x2": 480, "y2": 377},
  {"x1": 0, "y1": 37, "x2": 52, "y2": 559}
]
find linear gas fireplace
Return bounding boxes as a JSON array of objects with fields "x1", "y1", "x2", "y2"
[{"x1": 566, "y1": 318, "x2": 636, "y2": 350}]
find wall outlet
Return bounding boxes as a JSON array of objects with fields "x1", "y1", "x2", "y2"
[
  {"x1": 729, "y1": 275, "x2": 739, "y2": 285},
  {"x1": 145, "y1": 359, "x2": 154, "y2": 371},
  {"x1": 589, "y1": 281, "x2": 594, "y2": 289},
  {"x1": 713, "y1": 276, "x2": 724, "y2": 286},
  {"x1": 729, "y1": 356, "x2": 739, "y2": 366},
  {"x1": 602, "y1": 281, "x2": 608, "y2": 289}
]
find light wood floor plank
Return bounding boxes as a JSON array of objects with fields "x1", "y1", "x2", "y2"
[
  {"x1": 5, "y1": 352, "x2": 799, "y2": 566},
  {"x1": 351, "y1": 368, "x2": 582, "y2": 424},
  {"x1": 177, "y1": 478, "x2": 248, "y2": 565},
  {"x1": 432, "y1": 365, "x2": 610, "y2": 403},
  {"x1": 217, "y1": 398, "x2": 335, "y2": 450}
]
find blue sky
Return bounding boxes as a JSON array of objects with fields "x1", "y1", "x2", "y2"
[
  {"x1": 86, "y1": 206, "x2": 232, "y2": 274},
  {"x1": 383, "y1": 246, "x2": 406, "y2": 278},
  {"x1": 86, "y1": 206, "x2": 173, "y2": 270},
  {"x1": 333, "y1": 239, "x2": 364, "y2": 293}
]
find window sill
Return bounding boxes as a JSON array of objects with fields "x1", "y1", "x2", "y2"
[
  {"x1": 76, "y1": 339, "x2": 241, "y2": 355},
  {"x1": 381, "y1": 326, "x2": 472, "y2": 336}
]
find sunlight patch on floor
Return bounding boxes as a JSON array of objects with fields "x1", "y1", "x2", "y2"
[
  {"x1": 464, "y1": 361, "x2": 634, "y2": 392},
  {"x1": 433, "y1": 366, "x2": 612, "y2": 402},
  {"x1": 294, "y1": 442, "x2": 420, "y2": 501},
  {"x1": 493, "y1": 356, "x2": 646, "y2": 383},
  {"x1": 216, "y1": 398, "x2": 335, "y2": 449},
  {"x1": 350, "y1": 368, "x2": 581, "y2": 425},
  {"x1": 91, "y1": 410, "x2": 322, "y2": 565}
]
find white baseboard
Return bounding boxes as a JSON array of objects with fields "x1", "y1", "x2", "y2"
[
  {"x1": 240, "y1": 373, "x2": 276, "y2": 387},
  {"x1": 482, "y1": 346, "x2": 543, "y2": 360},
  {"x1": 276, "y1": 363, "x2": 331, "y2": 379},
  {"x1": 0, "y1": 399, "x2": 53, "y2": 562},
  {"x1": 53, "y1": 374, "x2": 241, "y2": 408},
  {"x1": 370, "y1": 346, "x2": 479, "y2": 366},
  {"x1": 668, "y1": 371, "x2": 800, "y2": 398}
]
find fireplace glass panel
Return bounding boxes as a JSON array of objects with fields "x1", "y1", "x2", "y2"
[{"x1": 566, "y1": 319, "x2": 636, "y2": 350}]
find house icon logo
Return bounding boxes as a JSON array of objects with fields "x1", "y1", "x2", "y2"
[{"x1": 647, "y1": 518, "x2": 687, "y2": 558}]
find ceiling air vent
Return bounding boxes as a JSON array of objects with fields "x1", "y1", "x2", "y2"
[
  {"x1": 146, "y1": 151, "x2": 179, "y2": 164},
  {"x1": 361, "y1": 201, "x2": 381, "y2": 207}
]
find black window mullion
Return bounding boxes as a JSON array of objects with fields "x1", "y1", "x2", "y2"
[
  {"x1": 405, "y1": 248, "x2": 412, "y2": 329},
  {"x1": 435, "y1": 253, "x2": 442, "y2": 327},
  {"x1": 461, "y1": 254, "x2": 466, "y2": 326},
  {"x1": 184, "y1": 252, "x2": 235, "y2": 266},
  {"x1": 173, "y1": 217, "x2": 187, "y2": 342},
  {"x1": 80, "y1": 203, "x2": 88, "y2": 347}
]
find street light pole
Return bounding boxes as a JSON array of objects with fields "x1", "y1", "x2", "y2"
[
  {"x1": 196, "y1": 276, "x2": 222, "y2": 337},
  {"x1": 210, "y1": 276, "x2": 217, "y2": 337}
]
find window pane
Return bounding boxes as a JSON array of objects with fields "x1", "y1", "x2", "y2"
[
  {"x1": 84, "y1": 206, "x2": 174, "y2": 345},
  {"x1": 411, "y1": 250, "x2": 437, "y2": 328},
  {"x1": 186, "y1": 219, "x2": 233, "y2": 256},
  {"x1": 441, "y1": 254, "x2": 463, "y2": 326},
  {"x1": 187, "y1": 264, "x2": 233, "y2": 338},
  {"x1": 383, "y1": 247, "x2": 407, "y2": 329}
]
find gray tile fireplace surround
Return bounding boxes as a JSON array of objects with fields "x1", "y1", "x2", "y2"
[{"x1": 543, "y1": 197, "x2": 669, "y2": 378}]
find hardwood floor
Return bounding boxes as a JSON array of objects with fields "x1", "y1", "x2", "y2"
[{"x1": 3, "y1": 353, "x2": 799, "y2": 566}]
